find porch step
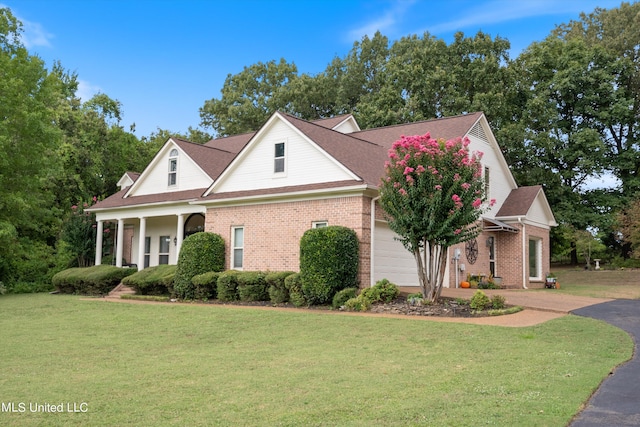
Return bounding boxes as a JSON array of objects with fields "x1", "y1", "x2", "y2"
[{"x1": 107, "y1": 283, "x2": 136, "y2": 298}]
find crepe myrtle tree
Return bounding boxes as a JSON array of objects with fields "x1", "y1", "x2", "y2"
[{"x1": 379, "y1": 133, "x2": 494, "y2": 302}]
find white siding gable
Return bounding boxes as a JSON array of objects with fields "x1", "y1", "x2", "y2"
[
  {"x1": 128, "y1": 141, "x2": 212, "y2": 197},
  {"x1": 465, "y1": 118, "x2": 517, "y2": 218},
  {"x1": 212, "y1": 115, "x2": 357, "y2": 194},
  {"x1": 333, "y1": 117, "x2": 360, "y2": 134},
  {"x1": 527, "y1": 192, "x2": 557, "y2": 228}
]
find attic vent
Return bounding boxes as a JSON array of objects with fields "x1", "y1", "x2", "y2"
[{"x1": 469, "y1": 123, "x2": 488, "y2": 143}]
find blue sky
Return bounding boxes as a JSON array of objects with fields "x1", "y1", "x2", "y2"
[{"x1": 2, "y1": 0, "x2": 628, "y2": 139}]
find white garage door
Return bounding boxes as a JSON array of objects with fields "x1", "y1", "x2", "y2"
[{"x1": 373, "y1": 221, "x2": 420, "y2": 288}]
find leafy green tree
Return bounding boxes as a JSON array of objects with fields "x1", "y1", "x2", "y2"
[
  {"x1": 0, "y1": 8, "x2": 69, "y2": 286},
  {"x1": 379, "y1": 134, "x2": 491, "y2": 302},
  {"x1": 554, "y1": 2, "x2": 640, "y2": 196},
  {"x1": 199, "y1": 59, "x2": 299, "y2": 136}
]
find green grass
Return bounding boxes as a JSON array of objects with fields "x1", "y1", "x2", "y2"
[
  {"x1": 0, "y1": 294, "x2": 632, "y2": 426},
  {"x1": 549, "y1": 269, "x2": 640, "y2": 299}
]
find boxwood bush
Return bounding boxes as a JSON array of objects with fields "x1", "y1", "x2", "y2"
[
  {"x1": 299, "y1": 226, "x2": 359, "y2": 305},
  {"x1": 237, "y1": 271, "x2": 269, "y2": 302},
  {"x1": 284, "y1": 273, "x2": 306, "y2": 307},
  {"x1": 361, "y1": 278, "x2": 399, "y2": 303},
  {"x1": 122, "y1": 265, "x2": 176, "y2": 295},
  {"x1": 266, "y1": 271, "x2": 296, "y2": 304},
  {"x1": 52, "y1": 265, "x2": 136, "y2": 295},
  {"x1": 217, "y1": 270, "x2": 241, "y2": 302},
  {"x1": 332, "y1": 287, "x2": 358, "y2": 309},
  {"x1": 191, "y1": 271, "x2": 220, "y2": 301},
  {"x1": 173, "y1": 232, "x2": 225, "y2": 300}
]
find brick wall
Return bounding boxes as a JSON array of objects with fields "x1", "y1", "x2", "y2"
[
  {"x1": 205, "y1": 195, "x2": 373, "y2": 287},
  {"x1": 447, "y1": 222, "x2": 551, "y2": 289}
]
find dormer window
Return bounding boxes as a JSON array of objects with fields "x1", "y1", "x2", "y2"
[
  {"x1": 274, "y1": 142, "x2": 285, "y2": 174},
  {"x1": 168, "y1": 149, "x2": 178, "y2": 186}
]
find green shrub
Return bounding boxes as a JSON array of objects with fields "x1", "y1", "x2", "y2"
[
  {"x1": 361, "y1": 278, "x2": 399, "y2": 303},
  {"x1": 332, "y1": 287, "x2": 358, "y2": 309},
  {"x1": 343, "y1": 294, "x2": 371, "y2": 312},
  {"x1": 191, "y1": 271, "x2": 220, "y2": 300},
  {"x1": 122, "y1": 265, "x2": 176, "y2": 295},
  {"x1": 490, "y1": 294, "x2": 506, "y2": 310},
  {"x1": 217, "y1": 270, "x2": 241, "y2": 302},
  {"x1": 237, "y1": 271, "x2": 269, "y2": 302},
  {"x1": 266, "y1": 271, "x2": 296, "y2": 304},
  {"x1": 299, "y1": 226, "x2": 359, "y2": 305},
  {"x1": 174, "y1": 232, "x2": 225, "y2": 300},
  {"x1": 284, "y1": 273, "x2": 306, "y2": 307},
  {"x1": 470, "y1": 290, "x2": 491, "y2": 311},
  {"x1": 0, "y1": 282, "x2": 5, "y2": 295},
  {"x1": 52, "y1": 265, "x2": 136, "y2": 295}
]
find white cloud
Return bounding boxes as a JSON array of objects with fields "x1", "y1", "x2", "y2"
[
  {"x1": 21, "y1": 18, "x2": 54, "y2": 48},
  {"x1": 423, "y1": 0, "x2": 618, "y2": 35},
  {"x1": 346, "y1": 0, "x2": 416, "y2": 41},
  {"x1": 76, "y1": 79, "x2": 102, "y2": 102},
  {"x1": 0, "y1": 4, "x2": 54, "y2": 48}
]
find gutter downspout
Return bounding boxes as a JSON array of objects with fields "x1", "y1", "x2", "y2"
[
  {"x1": 370, "y1": 196, "x2": 381, "y2": 288},
  {"x1": 518, "y1": 217, "x2": 527, "y2": 289}
]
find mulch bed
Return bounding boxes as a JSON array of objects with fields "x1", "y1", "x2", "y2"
[{"x1": 198, "y1": 296, "x2": 483, "y2": 318}]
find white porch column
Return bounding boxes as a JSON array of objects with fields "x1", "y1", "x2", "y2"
[
  {"x1": 176, "y1": 214, "x2": 185, "y2": 258},
  {"x1": 95, "y1": 220, "x2": 103, "y2": 266},
  {"x1": 137, "y1": 217, "x2": 146, "y2": 271},
  {"x1": 116, "y1": 218, "x2": 124, "y2": 268}
]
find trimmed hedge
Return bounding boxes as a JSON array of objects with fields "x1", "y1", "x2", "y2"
[
  {"x1": 284, "y1": 273, "x2": 306, "y2": 307},
  {"x1": 174, "y1": 232, "x2": 225, "y2": 300},
  {"x1": 191, "y1": 271, "x2": 220, "y2": 301},
  {"x1": 299, "y1": 226, "x2": 359, "y2": 305},
  {"x1": 332, "y1": 287, "x2": 358, "y2": 309},
  {"x1": 52, "y1": 265, "x2": 136, "y2": 295},
  {"x1": 237, "y1": 271, "x2": 269, "y2": 302},
  {"x1": 217, "y1": 270, "x2": 241, "y2": 302},
  {"x1": 266, "y1": 271, "x2": 296, "y2": 304},
  {"x1": 361, "y1": 279, "x2": 399, "y2": 303},
  {"x1": 122, "y1": 265, "x2": 176, "y2": 295}
]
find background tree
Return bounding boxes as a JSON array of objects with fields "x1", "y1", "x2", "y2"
[
  {"x1": 199, "y1": 58, "x2": 299, "y2": 136},
  {"x1": 379, "y1": 134, "x2": 491, "y2": 302}
]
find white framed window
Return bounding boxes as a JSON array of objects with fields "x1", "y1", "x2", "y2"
[
  {"x1": 168, "y1": 148, "x2": 178, "y2": 186},
  {"x1": 528, "y1": 238, "x2": 542, "y2": 280},
  {"x1": 274, "y1": 142, "x2": 285, "y2": 174},
  {"x1": 312, "y1": 221, "x2": 328, "y2": 228},
  {"x1": 159, "y1": 235, "x2": 170, "y2": 265},
  {"x1": 144, "y1": 236, "x2": 151, "y2": 268},
  {"x1": 232, "y1": 227, "x2": 244, "y2": 270}
]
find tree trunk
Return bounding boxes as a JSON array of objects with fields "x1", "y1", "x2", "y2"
[{"x1": 414, "y1": 240, "x2": 448, "y2": 303}]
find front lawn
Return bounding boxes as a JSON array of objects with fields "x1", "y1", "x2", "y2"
[
  {"x1": 0, "y1": 294, "x2": 632, "y2": 426},
  {"x1": 549, "y1": 269, "x2": 640, "y2": 299}
]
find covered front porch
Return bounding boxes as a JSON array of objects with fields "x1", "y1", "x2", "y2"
[{"x1": 93, "y1": 204, "x2": 206, "y2": 270}]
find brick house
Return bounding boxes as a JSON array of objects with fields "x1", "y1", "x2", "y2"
[{"x1": 88, "y1": 111, "x2": 556, "y2": 289}]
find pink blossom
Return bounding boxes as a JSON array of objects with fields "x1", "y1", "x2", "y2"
[
  {"x1": 104, "y1": 228, "x2": 111, "y2": 234},
  {"x1": 454, "y1": 229, "x2": 462, "y2": 235},
  {"x1": 472, "y1": 198, "x2": 482, "y2": 208},
  {"x1": 490, "y1": 199, "x2": 496, "y2": 207},
  {"x1": 403, "y1": 166, "x2": 414, "y2": 175},
  {"x1": 452, "y1": 194, "x2": 463, "y2": 209},
  {"x1": 398, "y1": 188, "x2": 407, "y2": 196},
  {"x1": 453, "y1": 173, "x2": 461, "y2": 181},
  {"x1": 406, "y1": 175, "x2": 414, "y2": 184},
  {"x1": 461, "y1": 182, "x2": 471, "y2": 190},
  {"x1": 415, "y1": 165, "x2": 425, "y2": 174},
  {"x1": 92, "y1": 196, "x2": 97, "y2": 202},
  {"x1": 435, "y1": 185, "x2": 442, "y2": 190},
  {"x1": 71, "y1": 205, "x2": 77, "y2": 210}
]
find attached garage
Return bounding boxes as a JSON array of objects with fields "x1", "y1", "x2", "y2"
[{"x1": 372, "y1": 221, "x2": 420, "y2": 288}]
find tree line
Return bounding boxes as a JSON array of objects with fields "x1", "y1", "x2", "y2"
[{"x1": 1, "y1": 3, "x2": 639, "y2": 291}]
